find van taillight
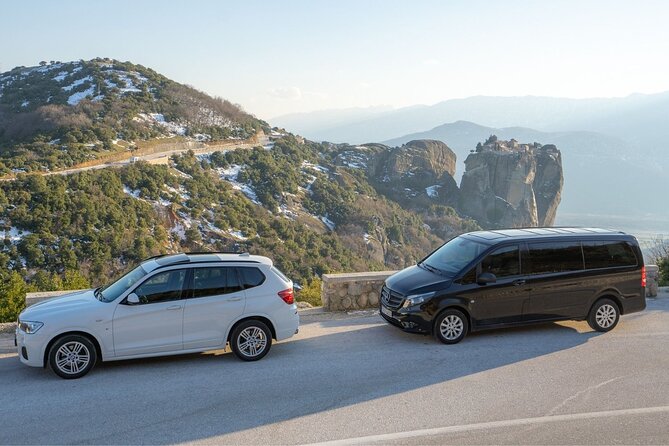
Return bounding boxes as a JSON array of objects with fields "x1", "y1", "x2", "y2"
[
  {"x1": 641, "y1": 265, "x2": 646, "y2": 287},
  {"x1": 278, "y1": 289, "x2": 294, "y2": 305}
]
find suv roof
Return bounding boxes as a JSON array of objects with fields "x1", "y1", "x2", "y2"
[
  {"x1": 142, "y1": 252, "x2": 273, "y2": 272},
  {"x1": 463, "y1": 227, "x2": 633, "y2": 245}
]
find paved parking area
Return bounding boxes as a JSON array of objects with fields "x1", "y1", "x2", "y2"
[{"x1": 1, "y1": 296, "x2": 668, "y2": 445}]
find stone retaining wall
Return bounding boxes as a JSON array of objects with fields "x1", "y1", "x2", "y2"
[{"x1": 321, "y1": 271, "x2": 397, "y2": 311}]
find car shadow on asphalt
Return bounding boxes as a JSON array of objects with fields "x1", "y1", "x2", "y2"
[{"x1": 1, "y1": 303, "x2": 665, "y2": 445}]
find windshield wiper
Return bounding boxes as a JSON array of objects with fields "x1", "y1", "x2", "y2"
[
  {"x1": 94, "y1": 287, "x2": 104, "y2": 302},
  {"x1": 419, "y1": 262, "x2": 444, "y2": 275}
]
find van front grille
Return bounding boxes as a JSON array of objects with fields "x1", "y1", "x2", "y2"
[{"x1": 381, "y1": 286, "x2": 404, "y2": 309}]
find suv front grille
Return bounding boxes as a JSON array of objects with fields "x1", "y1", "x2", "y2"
[{"x1": 381, "y1": 286, "x2": 404, "y2": 309}]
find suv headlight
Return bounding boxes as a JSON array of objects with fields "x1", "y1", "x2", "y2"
[
  {"x1": 402, "y1": 292, "x2": 436, "y2": 309},
  {"x1": 19, "y1": 320, "x2": 44, "y2": 334}
]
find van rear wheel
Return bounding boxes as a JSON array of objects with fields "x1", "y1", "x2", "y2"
[
  {"x1": 434, "y1": 309, "x2": 468, "y2": 344},
  {"x1": 587, "y1": 298, "x2": 620, "y2": 332}
]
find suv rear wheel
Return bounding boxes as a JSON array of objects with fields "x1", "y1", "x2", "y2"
[
  {"x1": 434, "y1": 309, "x2": 468, "y2": 344},
  {"x1": 587, "y1": 298, "x2": 620, "y2": 332},
  {"x1": 231, "y1": 320, "x2": 272, "y2": 361}
]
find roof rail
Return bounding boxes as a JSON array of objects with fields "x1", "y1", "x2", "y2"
[{"x1": 184, "y1": 251, "x2": 251, "y2": 256}]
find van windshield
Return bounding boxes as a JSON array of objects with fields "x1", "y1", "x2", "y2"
[{"x1": 421, "y1": 236, "x2": 487, "y2": 276}]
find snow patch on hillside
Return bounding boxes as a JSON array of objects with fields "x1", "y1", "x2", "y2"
[
  {"x1": 68, "y1": 85, "x2": 96, "y2": 105},
  {"x1": 62, "y1": 76, "x2": 93, "y2": 92},
  {"x1": 217, "y1": 165, "x2": 259, "y2": 204},
  {"x1": 425, "y1": 185, "x2": 441, "y2": 198}
]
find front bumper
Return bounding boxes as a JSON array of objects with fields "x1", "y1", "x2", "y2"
[
  {"x1": 15, "y1": 328, "x2": 48, "y2": 368},
  {"x1": 379, "y1": 304, "x2": 431, "y2": 334}
]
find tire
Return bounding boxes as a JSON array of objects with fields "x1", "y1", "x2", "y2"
[
  {"x1": 587, "y1": 298, "x2": 620, "y2": 332},
  {"x1": 230, "y1": 320, "x2": 272, "y2": 361},
  {"x1": 48, "y1": 335, "x2": 97, "y2": 379},
  {"x1": 434, "y1": 309, "x2": 468, "y2": 344}
]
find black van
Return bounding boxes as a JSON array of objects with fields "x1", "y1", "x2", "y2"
[{"x1": 380, "y1": 228, "x2": 646, "y2": 344}]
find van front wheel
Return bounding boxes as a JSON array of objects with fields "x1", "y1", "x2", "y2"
[
  {"x1": 434, "y1": 309, "x2": 468, "y2": 344},
  {"x1": 587, "y1": 298, "x2": 620, "y2": 332}
]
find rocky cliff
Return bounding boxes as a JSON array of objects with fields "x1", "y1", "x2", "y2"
[
  {"x1": 458, "y1": 137, "x2": 563, "y2": 227},
  {"x1": 332, "y1": 136, "x2": 563, "y2": 230}
]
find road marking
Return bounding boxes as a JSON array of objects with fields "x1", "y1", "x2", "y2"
[{"x1": 304, "y1": 405, "x2": 669, "y2": 446}]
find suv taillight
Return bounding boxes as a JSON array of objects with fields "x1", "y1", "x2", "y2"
[
  {"x1": 641, "y1": 265, "x2": 646, "y2": 288},
  {"x1": 278, "y1": 288, "x2": 294, "y2": 305}
]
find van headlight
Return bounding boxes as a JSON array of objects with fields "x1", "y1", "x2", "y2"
[
  {"x1": 19, "y1": 320, "x2": 44, "y2": 334},
  {"x1": 402, "y1": 292, "x2": 436, "y2": 309}
]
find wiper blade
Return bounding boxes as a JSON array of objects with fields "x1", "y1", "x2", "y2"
[
  {"x1": 421, "y1": 262, "x2": 446, "y2": 276},
  {"x1": 94, "y1": 287, "x2": 103, "y2": 301}
]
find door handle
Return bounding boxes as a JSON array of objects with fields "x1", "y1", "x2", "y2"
[
  {"x1": 512, "y1": 279, "x2": 526, "y2": 286},
  {"x1": 226, "y1": 297, "x2": 242, "y2": 302},
  {"x1": 167, "y1": 305, "x2": 182, "y2": 310}
]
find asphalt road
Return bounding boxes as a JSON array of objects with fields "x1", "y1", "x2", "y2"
[{"x1": 1, "y1": 296, "x2": 668, "y2": 445}]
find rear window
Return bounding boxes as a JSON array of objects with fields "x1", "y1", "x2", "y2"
[
  {"x1": 583, "y1": 241, "x2": 638, "y2": 269},
  {"x1": 528, "y1": 241, "x2": 583, "y2": 275},
  {"x1": 238, "y1": 267, "x2": 266, "y2": 289},
  {"x1": 271, "y1": 266, "x2": 290, "y2": 283}
]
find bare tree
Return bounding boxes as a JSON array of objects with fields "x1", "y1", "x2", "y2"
[{"x1": 647, "y1": 235, "x2": 669, "y2": 265}]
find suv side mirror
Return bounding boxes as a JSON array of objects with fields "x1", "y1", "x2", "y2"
[
  {"x1": 293, "y1": 283, "x2": 303, "y2": 292},
  {"x1": 477, "y1": 272, "x2": 497, "y2": 285},
  {"x1": 126, "y1": 293, "x2": 140, "y2": 305}
]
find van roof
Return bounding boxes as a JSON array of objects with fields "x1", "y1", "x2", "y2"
[{"x1": 462, "y1": 227, "x2": 633, "y2": 244}]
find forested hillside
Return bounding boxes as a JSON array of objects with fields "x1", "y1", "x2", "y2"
[
  {"x1": 0, "y1": 135, "x2": 479, "y2": 320},
  {"x1": 0, "y1": 58, "x2": 267, "y2": 173}
]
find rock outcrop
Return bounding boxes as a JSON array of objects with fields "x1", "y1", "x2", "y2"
[
  {"x1": 333, "y1": 136, "x2": 563, "y2": 229},
  {"x1": 359, "y1": 139, "x2": 459, "y2": 207},
  {"x1": 458, "y1": 137, "x2": 563, "y2": 227}
]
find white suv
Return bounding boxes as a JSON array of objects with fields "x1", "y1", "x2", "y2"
[{"x1": 16, "y1": 252, "x2": 299, "y2": 379}]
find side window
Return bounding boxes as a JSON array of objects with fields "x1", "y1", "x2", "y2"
[
  {"x1": 583, "y1": 241, "x2": 638, "y2": 269},
  {"x1": 192, "y1": 267, "x2": 242, "y2": 298},
  {"x1": 133, "y1": 270, "x2": 186, "y2": 304},
  {"x1": 480, "y1": 245, "x2": 520, "y2": 278},
  {"x1": 528, "y1": 241, "x2": 583, "y2": 275},
  {"x1": 459, "y1": 266, "x2": 477, "y2": 285},
  {"x1": 238, "y1": 267, "x2": 266, "y2": 290}
]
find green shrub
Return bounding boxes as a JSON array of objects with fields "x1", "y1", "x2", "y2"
[
  {"x1": 0, "y1": 271, "x2": 29, "y2": 322},
  {"x1": 296, "y1": 277, "x2": 322, "y2": 307}
]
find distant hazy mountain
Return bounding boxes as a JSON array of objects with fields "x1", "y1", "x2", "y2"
[
  {"x1": 272, "y1": 93, "x2": 669, "y2": 163},
  {"x1": 383, "y1": 121, "x2": 668, "y2": 218}
]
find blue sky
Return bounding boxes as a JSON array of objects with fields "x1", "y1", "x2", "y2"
[{"x1": 2, "y1": 0, "x2": 668, "y2": 118}]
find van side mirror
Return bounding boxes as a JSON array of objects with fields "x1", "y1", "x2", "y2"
[
  {"x1": 477, "y1": 272, "x2": 497, "y2": 285},
  {"x1": 126, "y1": 293, "x2": 140, "y2": 305}
]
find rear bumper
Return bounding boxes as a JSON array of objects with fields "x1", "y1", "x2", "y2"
[
  {"x1": 379, "y1": 304, "x2": 431, "y2": 334},
  {"x1": 275, "y1": 306, "x2": 300, "y2": 341},
  {"x1": 621, "y1": 291, "x2": 646, "y2": 314}
]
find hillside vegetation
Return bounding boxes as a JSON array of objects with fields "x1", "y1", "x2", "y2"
[
  {"x1": 0, "y1": 58, "x2": 267, "y2": 174},
  {"x1": 0, "y1": 134, "x2": 479, "y2": 321}
]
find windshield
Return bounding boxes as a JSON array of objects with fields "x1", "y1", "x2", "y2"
[
  {"x1": 97, "y1": 265, "x2": 148, "y2": 302},
  {"x1": 421, "y1": 236, "x2": 488, "y2": 276}
]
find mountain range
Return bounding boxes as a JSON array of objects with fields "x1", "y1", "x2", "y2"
[{"x1": 274, "y1": 95, "x2": 669, "y2": 219}]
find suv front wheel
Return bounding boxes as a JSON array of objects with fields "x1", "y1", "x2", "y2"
[{"x1": 434, "y1": 309, "x2": 468, "y2": 344}]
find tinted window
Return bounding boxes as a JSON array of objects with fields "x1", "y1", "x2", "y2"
[
  {"x1": 192, "y1": 267, "x2": 242, "y2": 298},
  {"x1": 459, "y1": 266, "x2": 477, "y2": 285},
  {"x1": 422, "y1": 236, "x2": 488, "y2": 276},
  {"x1": 134, "y1": 270, "x2": 186, "y2": 304},
  {"x1": 583, "y1": 241, "x2": 638, "y2": 269},
  {"x1": 481, "y1": 245, "x2": 520, "y2": 278},
  {"x1": 239, "y1": 267, "x2": 266, "y2": 289},
  {"x1": 528, "y1": 241, "x2": 583, "y2": 275}
]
